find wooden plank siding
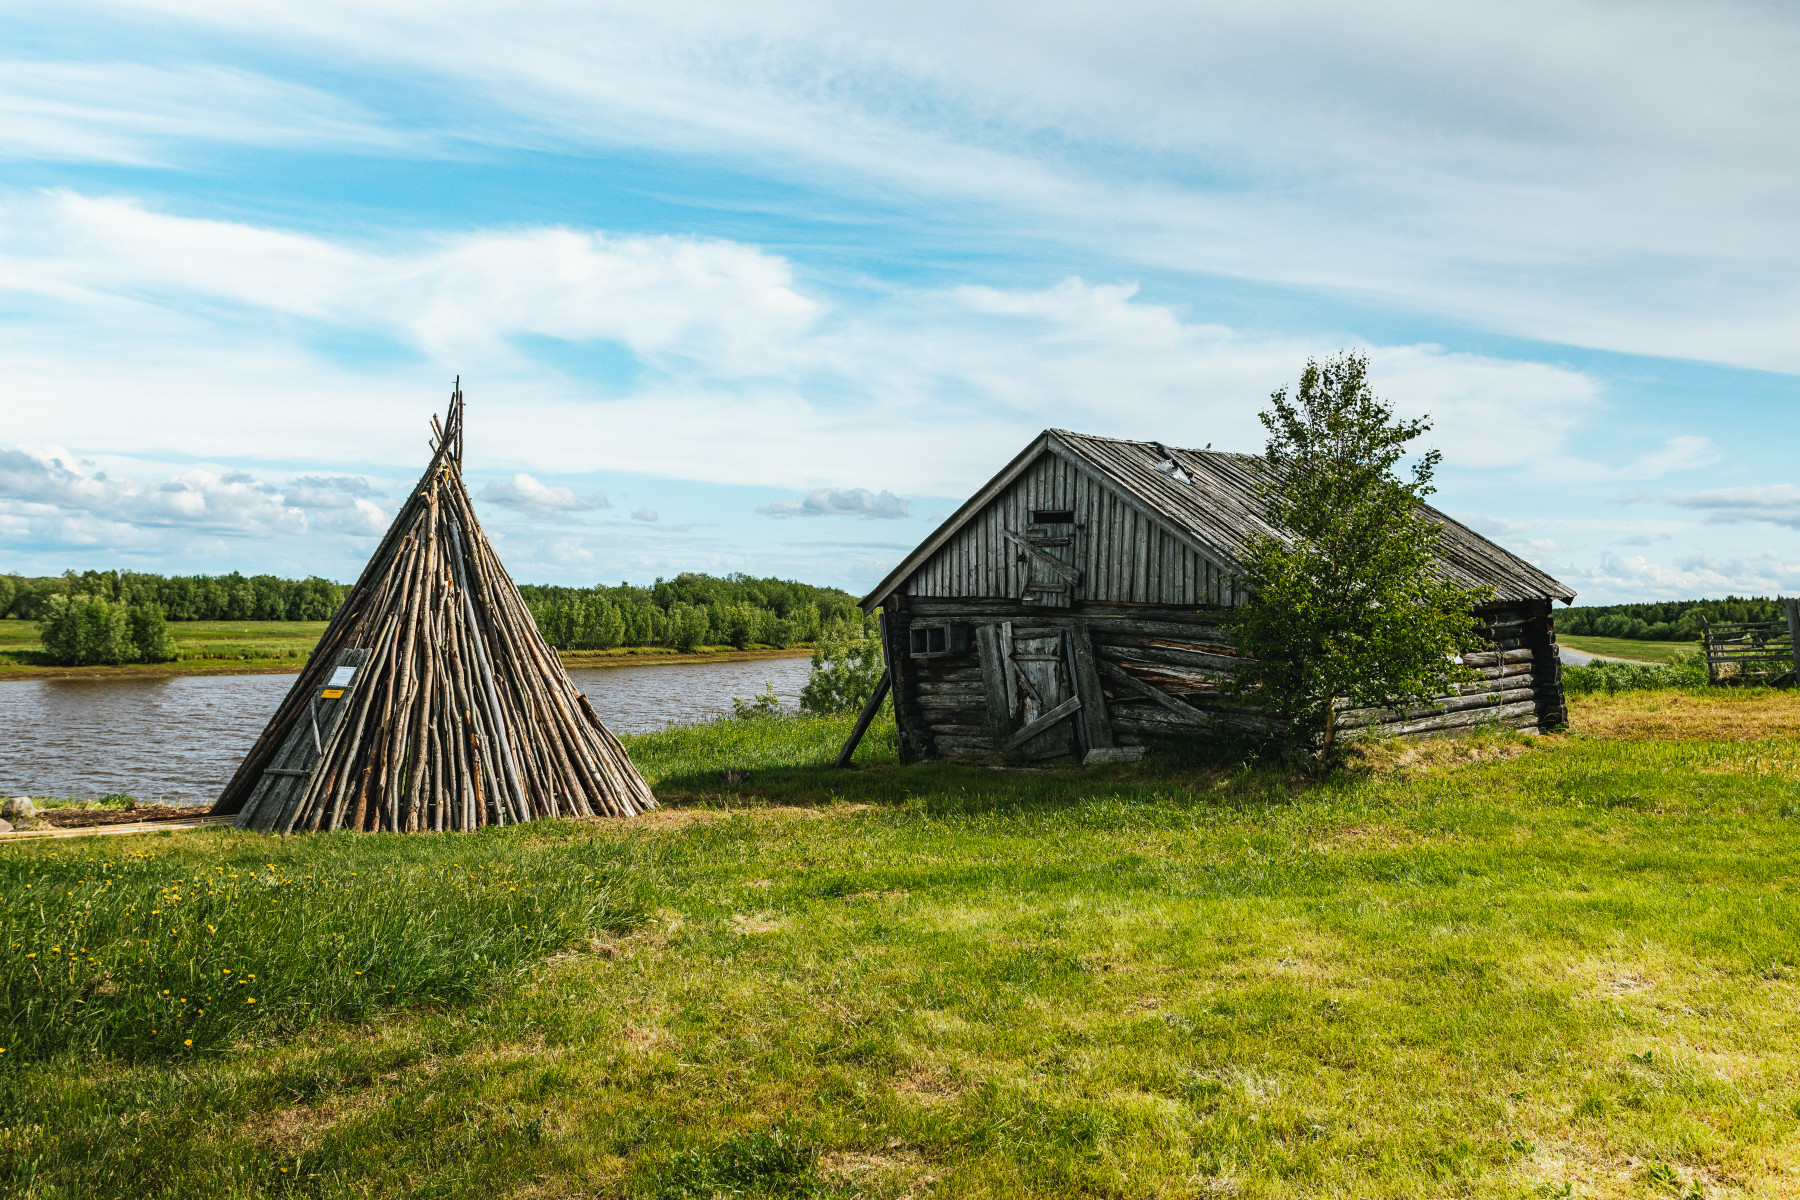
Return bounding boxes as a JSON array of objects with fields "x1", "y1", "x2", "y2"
[{"x1": 903, "y1": 448, "x2": 1229, "y2": 607}]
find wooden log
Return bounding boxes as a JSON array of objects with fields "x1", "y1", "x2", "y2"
[
  {"x1": 1336, "y1": 685, "x2": 1536, "y2": 730},
  {"x1": 1345, "y1": 699, "x2": 1538, "y2": 740},
  {"x1": 834, "y1": 669, "x2": 893, "y2": 768}
]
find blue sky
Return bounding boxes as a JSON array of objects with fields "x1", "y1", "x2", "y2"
[{"x1": 2, "y1": 1, "x2": 1797, "y2": 603}]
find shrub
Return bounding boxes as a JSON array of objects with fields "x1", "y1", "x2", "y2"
[
  {"x1": 126, "y1": 602, "x2": 177, "y2": 662},
  {"x1": 38, "y1": 593, "x2": 133, "y2": 665},
  {"x1": 799, "y1": 622, "x2": 886, "y2": 715}
]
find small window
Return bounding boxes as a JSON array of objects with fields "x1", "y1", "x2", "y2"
[
  {"x1": 1030, "y1": 508, "x2": 1075, "y2": 525},
  {"x1": 910, "y1": 626, "x2": 947, "y2": 655},
  {"x1": 909, "y1": 622, "x2": 971, "y2": 657}
]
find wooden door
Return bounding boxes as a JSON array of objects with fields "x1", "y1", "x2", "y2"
[{"x1": 1008, "y1": 626, "x2": 1076, "y2": 758}]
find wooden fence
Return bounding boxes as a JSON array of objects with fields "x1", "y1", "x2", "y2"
[{"x1": 1702, "y1": 598, "x2": 1800, "y2": 686}]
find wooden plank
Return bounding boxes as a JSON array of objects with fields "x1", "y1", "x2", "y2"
[
  {"x1": 834, "y1": 669, "x2": 893, "y2": 768},
  {"x1": 1004, "y1": 695, "x2": 1082, "y2": 750},
  {"x1": 1065, "y1": 623, "x2": 1114, "y2": 751},
  {"x1": 1098, "y1": 658, "x2": 1209, "y2": 726},
  {"x1": 975, "y1": 623, "x2": 1011, "y2": 738}
]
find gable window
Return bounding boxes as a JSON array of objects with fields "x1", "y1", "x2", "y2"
[{"x1": 1030, "y1": 508, "x2": 1075, "y2": 525}]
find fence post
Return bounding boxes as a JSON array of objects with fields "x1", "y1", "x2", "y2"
[{"x1": 1786, "y1": 598, "x2": 1800, "y2": 685}]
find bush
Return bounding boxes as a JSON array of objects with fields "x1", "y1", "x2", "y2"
[
  {"x1": 799, "y1": 622, "x2": 886, "y2": 715},
  {"x1": 127, "y1": 602, "x2": 177, "y2": 662},
  {"x1": 38, "y1": 594, "x2": 134, "y2": 664}
]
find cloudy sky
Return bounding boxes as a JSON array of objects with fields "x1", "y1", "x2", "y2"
[{"x1": 2, "y1": 1, "x2": 1797, "y2": 602}]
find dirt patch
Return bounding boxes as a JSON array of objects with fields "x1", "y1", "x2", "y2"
[
  {"x1": 819, "y1": 1146, "x2": 939, "y2": 1194},
  {"x1": 1352, "y1": 733, "x2": 1543, "y2": 777},
  {"x1": 891, "y1": 1069, "x2": 960, "y2": 1107},
  {"x1": 1571, "y1": 690, "x2": 1800, "y2": 742}
]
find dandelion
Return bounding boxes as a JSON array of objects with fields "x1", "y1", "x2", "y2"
[
  {"x1": 247, "y1": 998, "x2": 256, "y2": 1004},
  {"x1": 184, "y1": 1039, "x2": 192, "y2": 1047}
]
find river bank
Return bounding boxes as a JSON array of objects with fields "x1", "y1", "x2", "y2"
[{"x1": 0, "y1": 616, "x2": 812, "y2": 681}]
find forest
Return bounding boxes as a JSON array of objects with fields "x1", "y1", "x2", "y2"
[
  {"x1": 0, "y1": 569, "x2": 870, "y2": 663},
  {"x1": 1556, "y1": 596, "x2": 1789, "y2": 641}
]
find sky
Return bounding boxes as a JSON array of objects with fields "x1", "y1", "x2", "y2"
[{"x1": 1, "y1": 1, "x2": 1797, "y2": 604}]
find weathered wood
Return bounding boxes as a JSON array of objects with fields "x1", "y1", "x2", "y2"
[
  {"x1": 1004, "y1": 695, "x2": 1082, "y2": 750},
  {"x1": 1336, "y1": 685, "x2": 1536, "y2": 731},
  {"x1": 1097, "y1": 658, "x2": 1209, "y2": 726},
  {"x1": 1343, "y1": 699, "x2": 1538, "y2": 740},
  {"x1": 975, "y1": 623, "x2": 1011, "y2": 738},
  {"x1": 833, "y1": 669, "x2": 892, "y2": 769},
  {"x1": 1095, "y1": 642, "x2": 1239, "y2": 674},
  {"x1": 1065, "y1": 623, "x2": 1114, "y2": 752}
]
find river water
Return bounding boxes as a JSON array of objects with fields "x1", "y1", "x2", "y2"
[{"x1": 0, "y1": 656, "x2": 814, "y2": 805}]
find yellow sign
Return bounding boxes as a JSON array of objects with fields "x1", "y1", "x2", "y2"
[{"x1": 320, "y1": 688, "x2": 345, "y2": 699}]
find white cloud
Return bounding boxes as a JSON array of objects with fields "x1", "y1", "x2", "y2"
[
  {"x1": 759, "y1": 488, "x2": 910, "y2": 519},
  {"x1": 1668, "y1": 484, "x2": 1800, "y2": 529},
  {"x1": 0, "y1": 61, "x2": 406, "y2": 164},
  {"x1": 477, "y1": 473, "x2": 610, "y2": 515},
  {"x1": 1562, "y1": 551, "x2": 1800, "y2": 600},
  {"x1": 58, "y1": 0, "x2": 1800, "y2": 371},
  {"x1": 630, "y1": 508, "x2": 658, "y2": 522},
  {"x1": 0, "y1": 443, "x2": 395, "y2": 550},
  {"x1": 2, "y1": 191, "x2": 819, "y2": 372}
]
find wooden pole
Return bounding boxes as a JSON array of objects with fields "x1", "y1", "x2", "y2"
[{"x1": 834, "y1": 669, "x2": 891, "y2": 769}]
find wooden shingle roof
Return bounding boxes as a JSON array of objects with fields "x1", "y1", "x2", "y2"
[{"x1": 864, "y1": 429, "x2": 1575, "y2": 608}]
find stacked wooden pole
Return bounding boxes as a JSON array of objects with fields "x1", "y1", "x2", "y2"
[{"x1": 213, "y1": 382, "x2": 656, "y2": 832}]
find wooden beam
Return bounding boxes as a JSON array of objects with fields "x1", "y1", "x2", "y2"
[
  {"x1": 833, "y1": 669, "x2": 893, "y2": 769},
  {"x1": 1097, "y1": 658, "x2": 1209, "y2": 727},
  {"x1": 1004, "y1": 695, "x2": 1082, "y2": 750},
  {"x1": 974, "y1": 624, "x2": 1012, "y2": 739},
  {"x1": 1065, "y1": 623, "x2": 1115, "y2": 751}
]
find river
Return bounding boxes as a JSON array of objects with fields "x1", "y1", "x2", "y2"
[{"x1": 0, "y1": 656, "x2": 814, "y2": 805}]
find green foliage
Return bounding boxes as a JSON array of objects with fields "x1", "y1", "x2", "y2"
[
  {"x1": 2, "y1": 570, "x2": 349, "y2": 622},
  {"x1": 519, "y1": 573, "x2": 859, "y2": 652},
  {"x1": 1563, "y1": 652, "x2": 1708, "y2": 695},
  {"x1": 0, "y1": 575, "x2": 14, "y2": 619},
  {"x1": 1231, "y1": 353, "x2": 1489, "y2": 761},
  {"x1": 1559, "y1": 596, "x2": 1786, "y2": 641},
  {"x1": 732, "y1": 680, "x2": 784, "y2": 720},
  {"x1": 799, "y1": 616, "x2": 887, "y2": 715},
  {"x1": 37, "y1": 594, "x2": 134, "y2": 665},
  {"x1": 124, "y1": 603, "x2": 176, "y2": 663},
  {"x1": 36, "y1": 595, "x2": 183, "y2": 665}
]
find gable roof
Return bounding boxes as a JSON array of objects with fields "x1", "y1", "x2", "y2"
[{"x1": 863, "y1": 429, "x2": 1575, "y2": 609}]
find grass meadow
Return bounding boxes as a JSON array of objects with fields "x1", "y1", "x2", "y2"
[
  {"x1": 2, "y1": 691, "x2": 1799, "y2": 1197},
  {"x1": 1555, "y1": 636, "x2": 1702, "y2": 665}
]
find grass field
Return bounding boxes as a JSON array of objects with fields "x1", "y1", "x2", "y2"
[
  {"x1": 3, "y1": 691, "x2": 1800, "y2": 1197},
  {"x1": 1556, "y1": 635, "x2": 1702, "y2": 664},
  {"x1": 0, "y1": 619, "x2": 807, "y2": 679}
]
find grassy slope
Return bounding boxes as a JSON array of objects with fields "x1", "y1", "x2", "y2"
[
  {"x1": 0, "y1": 619, "x2": 808, "y2": 680},
  {"x1": 3, "y1": 694, "x2": 1800, "y2": 1198},
  {"x1": 1557, "y1": 634, "x2": 1701, "y2": 664}
]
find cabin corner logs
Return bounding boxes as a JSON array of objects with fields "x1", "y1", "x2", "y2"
[{"x1": 861, "y1": 430, "x2": 1574, "y2": 761}]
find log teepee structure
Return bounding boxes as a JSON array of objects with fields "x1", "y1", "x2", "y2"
[{"x1": 213, "y1": 382, "x2": 657, "y2": 832}]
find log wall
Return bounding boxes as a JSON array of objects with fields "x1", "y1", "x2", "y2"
[{"x1": 892, "y1": 598, "x2": 1566, "y2": 757}]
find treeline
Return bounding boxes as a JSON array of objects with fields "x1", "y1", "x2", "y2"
[
  {"x1": 0, "y1": 571, "x2": 349, "y2": 622},
  {"x1": 1559, "y1": 596, "x2": 1789, "y2": 642},
  {"x1": 519, "y1": 573, "x2": 870, "y2": 652}
]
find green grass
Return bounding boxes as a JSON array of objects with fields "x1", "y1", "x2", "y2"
[
  {"x1": 3, "y1": 698, "x2": 1800, "y2": 1197},
  {"x1": 0, "y1": 618, "x2": 327, "y2": 674},
  {"x1": 1557, "y1": 634, "x2": 1701, "y2": 664}
]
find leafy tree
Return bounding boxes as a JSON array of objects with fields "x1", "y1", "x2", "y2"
[
  {"x1": 799, "y1": 620, "x2": 886, "y2": 715},
  {"x1": 1231, "y1": 353, "x2": 1490, "y2": 764},
  {"x1": 126, "y1": 602, "x2": 177, "y2": 662},
  {"x1": 0, "y1": 575, "x2": 15, "y2": 619},
  {"x1": 39, "y1": 594, "x2": 133, "y2": 665}
]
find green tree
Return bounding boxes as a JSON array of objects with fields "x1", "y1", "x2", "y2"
[
  {"x1": 0, "y1": 575, "x2": 15, "y2": 619},
  {"x1": 126, "y1": 603, "x2": 177, "y2": 662},
  {"x1": 38, "y1": 594, "x2": 133, "y2": 665},
  {"x1": 1231, "y1": 353, "x2": 1490, "y2": 764},
  {"x1": 799, "y1": 620, "x2": 886, "y2": 715}
]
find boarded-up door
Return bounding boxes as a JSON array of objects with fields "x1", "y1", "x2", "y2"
[{"x1": 1008, "y1": 626, "x2": 1076, "y2": 758}]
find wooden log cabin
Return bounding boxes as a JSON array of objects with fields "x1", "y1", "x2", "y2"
[{"x1": 860, "y1": 429, "x2": 1576, "y2": 761}]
